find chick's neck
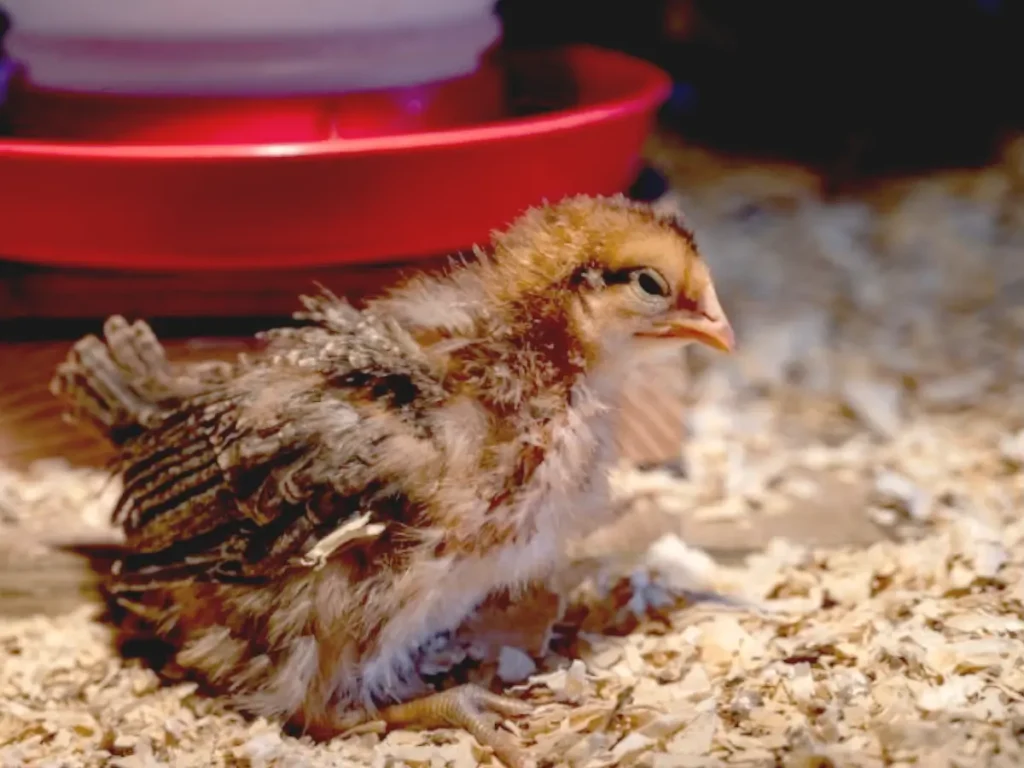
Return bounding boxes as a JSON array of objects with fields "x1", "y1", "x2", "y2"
[
  {"x1": 401, "y1": 284, "x2": 611, "y2": 417},
  {"x1": 467, "y1": 305, "x2": 590, "y2": 411}
]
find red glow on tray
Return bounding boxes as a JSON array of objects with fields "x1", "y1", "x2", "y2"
[
  {"x1": 6, "y1": 61, "x2": 505, "y2": 144},
  {"x1": 0, "y1": 46, "x2": 671, "y2": 272}
]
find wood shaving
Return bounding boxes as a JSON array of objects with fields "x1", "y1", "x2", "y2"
[
  {"x1": 4, "y1": 133, "x2": 1024, "y2": 767},
  {"x1": 298, "y1": 511, "x2": 386, "y2": 569}
]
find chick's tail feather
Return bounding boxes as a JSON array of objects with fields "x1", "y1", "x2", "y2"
[{"x1": 50, "y1": 315, "x2": 174, "y2": 446}]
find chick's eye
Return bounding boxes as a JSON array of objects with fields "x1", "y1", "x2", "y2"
[{"x1": 634, "y1": 268, "x2": 670, "y2": 298}]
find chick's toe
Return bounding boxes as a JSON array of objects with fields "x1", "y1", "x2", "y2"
[{"x1": 378, "y1": 684, "x2": 535, "y2": 768}]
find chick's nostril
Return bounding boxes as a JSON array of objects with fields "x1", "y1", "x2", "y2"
[{"x1": 676, "y1": 295, "x2": 700, "y2": 312}]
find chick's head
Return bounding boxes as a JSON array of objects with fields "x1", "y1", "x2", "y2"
[{"x1": 490, "y1": 194, "x2": 735, "y2": 358}]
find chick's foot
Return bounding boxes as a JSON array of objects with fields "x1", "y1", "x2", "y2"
[{"x1": 378, "y1": 684, "x2": 534, "y2": 768}]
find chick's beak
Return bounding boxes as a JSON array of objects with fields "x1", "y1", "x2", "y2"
[{"x1": 638, "y1": 282, "x2": 736, "y2": 353}]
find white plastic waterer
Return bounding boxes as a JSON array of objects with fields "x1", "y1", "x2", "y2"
[{"x1": 0, "y1": 0, "x2": 501, "y2": 95}]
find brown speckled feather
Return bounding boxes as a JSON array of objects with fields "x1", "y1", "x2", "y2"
[{"x1": 57, "y1": 297, "x2": 448, "y2": 589}]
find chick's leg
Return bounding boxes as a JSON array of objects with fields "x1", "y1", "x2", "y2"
[{"x1": 378, "y1": 684, "x2": 534, "y2": 768}]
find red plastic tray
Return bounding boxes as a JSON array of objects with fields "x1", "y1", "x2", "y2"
[{"x1": 0, "y1": 46, "x2": 671, "y2": 271}]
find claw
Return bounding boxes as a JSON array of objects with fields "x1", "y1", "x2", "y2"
[{"x1": 378, "y1": 684, "x2": 535, "y2": 768}]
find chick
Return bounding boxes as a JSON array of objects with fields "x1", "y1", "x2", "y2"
[{"x1": 50, "y1": 194, "x2": 734, "y2": 767}]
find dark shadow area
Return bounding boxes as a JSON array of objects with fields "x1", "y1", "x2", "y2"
[{"x1": 499, "y1": 0, "x2": 1024, "y2": 180}]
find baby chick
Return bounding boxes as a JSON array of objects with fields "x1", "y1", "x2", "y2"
[{"x1": 50, "y1": 194, "x2": 733, "y2": 768}]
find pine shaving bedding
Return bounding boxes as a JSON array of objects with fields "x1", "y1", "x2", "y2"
[{"x1": 3, "y1": 134, "x2": 1024, "y2": 767}]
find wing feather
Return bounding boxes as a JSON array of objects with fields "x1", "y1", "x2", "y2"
[{"x1": 98, "y1": 293, "x2": 447, "y2": 589}]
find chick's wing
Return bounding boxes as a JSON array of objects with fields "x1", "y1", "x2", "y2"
[{"x1": 111, "y1": 305, "x2": 447, "y2": 588}]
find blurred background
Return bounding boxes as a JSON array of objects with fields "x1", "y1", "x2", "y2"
[
  {"x1": 499, "y1": 0, "x2": 1024, "y2": 180},
  {"x1": 6, "y1": 2, "x2": 1020, "y2": 168}
]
